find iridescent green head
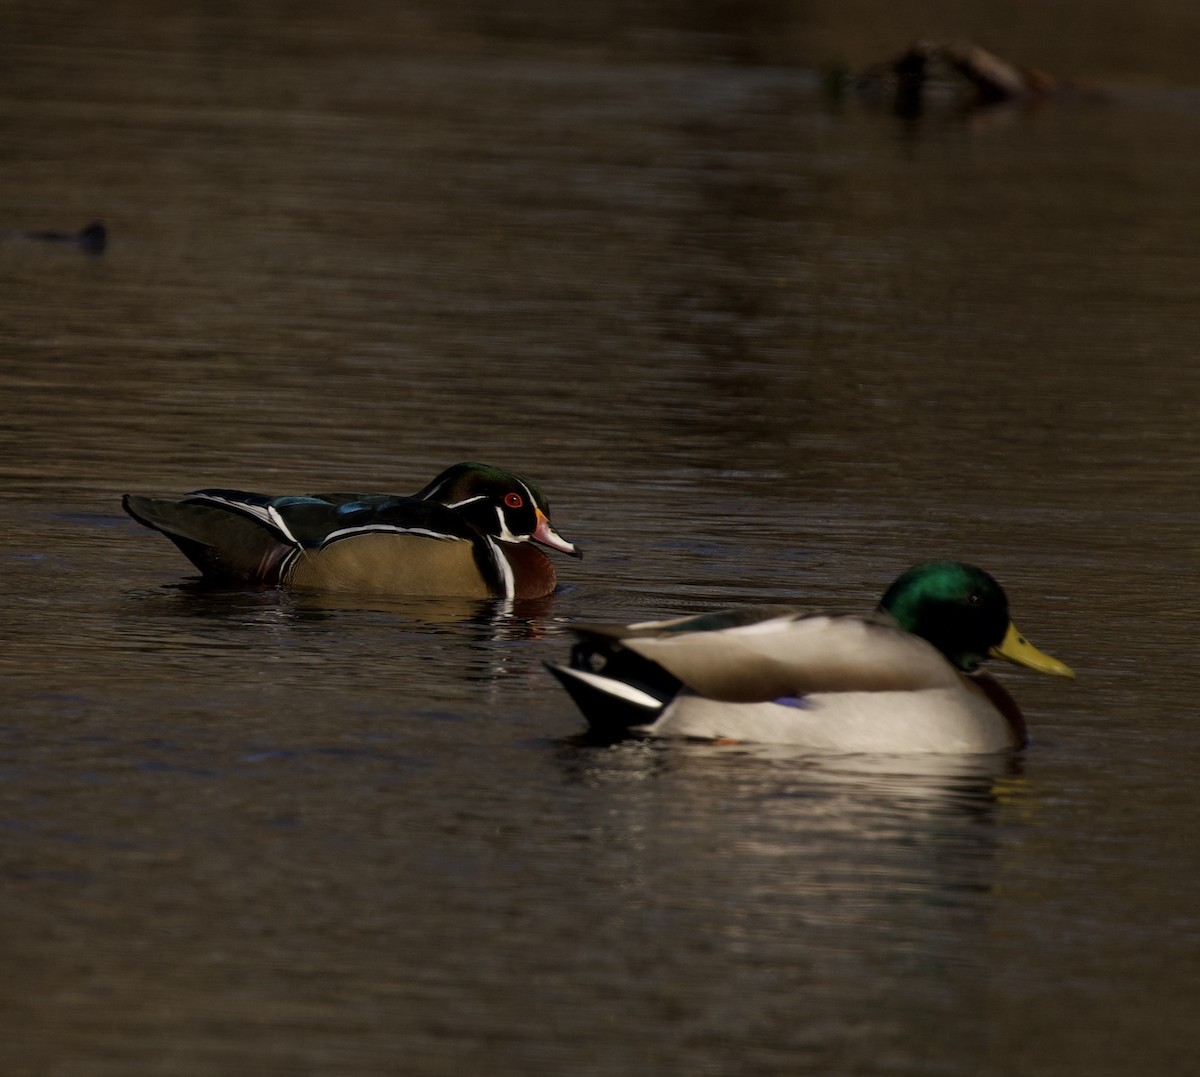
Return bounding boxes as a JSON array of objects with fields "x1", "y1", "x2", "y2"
[{"x1": 879, "y1": 561, "x2": 1073, "y2": 678}]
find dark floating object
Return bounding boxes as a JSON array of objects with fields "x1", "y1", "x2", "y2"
[
  {"x1": 895, "y1": 40, "x2": 1058, "y2": 105},
  {"x1": 1, "y1": 221, "x2": 107, "y2": 253},
  {"x1": 832, "y1": 40, "x2": 1095, "y2": 116}
]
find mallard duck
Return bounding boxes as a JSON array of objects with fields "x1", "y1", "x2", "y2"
[
  {"x1": 546, "y1": 561, "x2": 1074, "y2": 752},
  {"x1": 123, "y1": 461, "x2": 580, "y2": 599}
]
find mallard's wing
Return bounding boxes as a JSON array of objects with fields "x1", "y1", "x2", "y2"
[
  {"x1": 619, "y1": 611, "x2": 962, "y2": 703},
  {"x1": 571, "y1": 604, "x2": 810, "y2": 646}
]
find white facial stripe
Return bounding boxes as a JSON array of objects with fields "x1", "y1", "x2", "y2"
[
  {"x1": 493, "y1": 505, "x2": 526, "y2": 543},
  {"x1": 517, "y1": 479, "x2": 536, "y2": 507},
  {"x1": 442, "y1": 494, "x2": 487, "y2": 510}
]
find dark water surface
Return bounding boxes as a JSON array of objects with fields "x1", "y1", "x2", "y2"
[{"x1": 2, "y1": 3, "x2": 1198, "y2": 1074}]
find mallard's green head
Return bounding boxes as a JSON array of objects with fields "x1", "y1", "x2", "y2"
[{"x1": 879, "y1": 561, "x2": 1074, "y2": 678}]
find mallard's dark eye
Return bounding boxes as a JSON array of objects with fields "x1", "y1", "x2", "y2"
[
  {"x1": 967, "y1": 593, "x2": 983, "y2": 606},
  {"x1": 504, "y1": 492, "x2": 524, "y2": 508}
]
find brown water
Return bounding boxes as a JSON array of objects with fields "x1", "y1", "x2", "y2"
[{"x1": 2, "y1": 3, "x2": 1198, "y2": 1074}]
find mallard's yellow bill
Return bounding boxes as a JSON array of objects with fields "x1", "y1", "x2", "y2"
[{"x1": 989, "y1": 621, "x2": 1075, "y2": 679}]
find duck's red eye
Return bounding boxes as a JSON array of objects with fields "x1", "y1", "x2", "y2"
[{"x1": 504, "y1": 492, "x2": 524, "y2": 508}]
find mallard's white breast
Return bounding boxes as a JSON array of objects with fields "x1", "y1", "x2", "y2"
[{"x1": 640, "y1": 677, "x2": 1021, "y2": 753}]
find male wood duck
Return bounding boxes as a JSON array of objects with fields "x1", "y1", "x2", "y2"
[
  {"x1": 547, "y1": 562, "x2": 1074, "y2": 752},
  {"x1": 123, "y1": 461, "x2": 580, "y2": 599}
]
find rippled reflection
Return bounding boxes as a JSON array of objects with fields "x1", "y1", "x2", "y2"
[{"x1": 1, "y1": 1, "x2": 1197, "y2": 1073}]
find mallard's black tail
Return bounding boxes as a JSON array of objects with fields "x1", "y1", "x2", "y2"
[{"x1": 545, "y1": 661, "x2": 671, "y2": 737}]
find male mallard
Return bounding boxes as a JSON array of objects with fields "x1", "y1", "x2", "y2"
[
  {"x1": 123, "y1": 461, "x2": 580, "y2": 599},
  {"x1": 547, "y1": 562, "x2": 1074, "y2": 752}
]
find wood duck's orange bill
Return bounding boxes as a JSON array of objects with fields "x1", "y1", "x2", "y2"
[{"x1": 533, "y1": 509, "x2": 581, "y2": 558}]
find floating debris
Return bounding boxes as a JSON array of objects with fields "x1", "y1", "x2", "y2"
[
  {"x1": 0, "y1": 221, "x2": 107, "y2": 253},
  {"x1": 831, "y1": 41, "x2": 1095, "y2": 117}
]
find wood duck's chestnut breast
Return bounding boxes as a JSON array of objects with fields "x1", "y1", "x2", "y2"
[{"x1": 502, "y1": 542, "x2": 558, "y2": 600}]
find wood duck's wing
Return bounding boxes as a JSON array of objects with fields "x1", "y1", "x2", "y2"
[{"x1": 122, "y1": 492, "x2": 295, "y2": 582}]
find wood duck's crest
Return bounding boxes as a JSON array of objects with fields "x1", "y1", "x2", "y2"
[
  {"x1": 547, "y1": 561, "x2": 1074, "y2": 753},
  {"x1": 414, "y1": 461, "x2": 577, "y2": 557},
  {"x1": 123, "y1": 461, "x2": 578, "y2": 600}
]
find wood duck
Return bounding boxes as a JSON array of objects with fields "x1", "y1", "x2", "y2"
[
  {"x1": 123, "y1": 461, "x2": 580, "y2": 600},
  {"x1": 547, "y1": 562, "x2": 1074, "y2": 752}
]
